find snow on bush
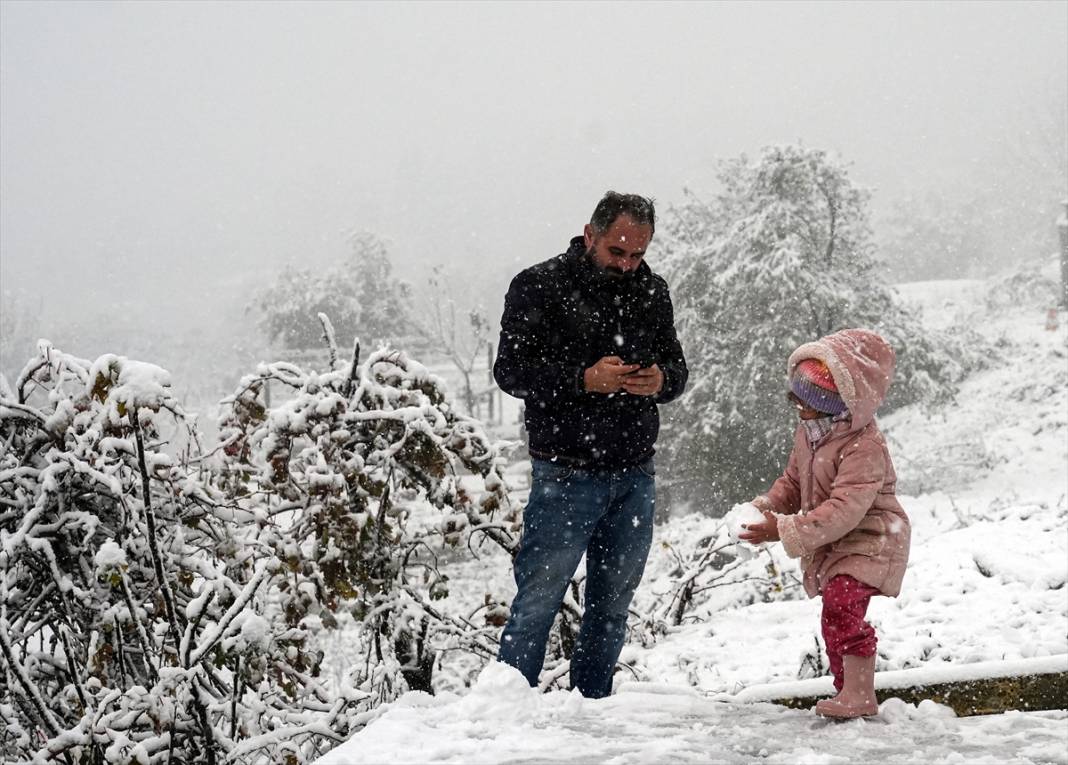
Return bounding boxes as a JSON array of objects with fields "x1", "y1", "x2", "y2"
[
  {"x1": 0, "y1": 333, "x2": 518, "y2": 764},
  {"x1": 210, "y1": 337, "x2": 518, "y2": 708}
]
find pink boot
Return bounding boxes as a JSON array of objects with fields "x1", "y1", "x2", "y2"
[{"x1": 815, "y1": 654, "x2": 879, "y2": 718}]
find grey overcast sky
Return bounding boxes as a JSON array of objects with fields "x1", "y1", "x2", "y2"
[{"x1": 1, "y1": 0, "x2": 1066, "y2": 348}]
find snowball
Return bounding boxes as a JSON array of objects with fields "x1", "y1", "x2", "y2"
[{"x1": 724, "y1": 502, "x2": 767, "y2": 543}]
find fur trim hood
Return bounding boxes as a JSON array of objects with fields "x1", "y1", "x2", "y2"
[{"x1": 787, "y1": 329, "x2": 895, "y2": 429}]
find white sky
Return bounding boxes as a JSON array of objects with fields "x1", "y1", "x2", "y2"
[{"x1": 1, "y1": 0, "x2": 1066, "y2": 342}]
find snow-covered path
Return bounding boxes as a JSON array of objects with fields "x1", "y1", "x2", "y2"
[{"x1": 319, "y1": 664, "x2": 1067, "y2": 765}]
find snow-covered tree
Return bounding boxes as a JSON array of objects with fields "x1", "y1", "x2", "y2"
[
  {"x1": 253, "y1": 264, "x2": 360, "y2": 351},
  {"x1": 342, "y1": 233, "x2": 416, "y2": 346},
  {"x1": 253, "y1": 232, "x2": 414, "y2": 350},
  {"x1": 657, "y1": 145, "x2": 981, "y2": 512},
  {"x1": 413, "y1": 266, "x2": 494, "y2": 418}
]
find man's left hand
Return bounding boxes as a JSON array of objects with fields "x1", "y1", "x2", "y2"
[{"x1": 620, "y1": 364, "x2": 663, "y2": 396}]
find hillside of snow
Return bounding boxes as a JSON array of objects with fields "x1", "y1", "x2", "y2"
[{"x1": 315, "y1": 268, "x2": 1068, "y2": 764}]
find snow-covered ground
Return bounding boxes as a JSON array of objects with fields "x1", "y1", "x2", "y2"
[
  {"x1": 319, "y1": 663, "x2": 1067, "y2": 765},
  {"x1": 316, "y1": 271, "x2": 1068, "y2": 764}
]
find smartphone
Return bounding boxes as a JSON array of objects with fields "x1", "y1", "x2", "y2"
[{"x1": 624, "y1": 352, "x2": 657, "y2": 373}]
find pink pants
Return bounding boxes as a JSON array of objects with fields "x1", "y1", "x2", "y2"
[{"x1": 821, "y1": 574, "x2": 880, "y2": 691}]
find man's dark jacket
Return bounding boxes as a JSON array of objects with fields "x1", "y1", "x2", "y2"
[{"x1": 493, "y1": 237, "x2": 688, "y2": 468}]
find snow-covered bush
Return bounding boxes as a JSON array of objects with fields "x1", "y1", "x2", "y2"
[
  {"x1": 984, "y1": 260, "x2": 1061, "y2": 311},
  {"x1": 0, "y1": 343, "x2": 363, "y2": 764},
  {"x1": 210, "y1": 331, "x2": 518, "y2": 707},
  {"x1": 656, "y1": 145, "x2": 984, "y2": 512},
  {"x1": 0, "y1": 333, "x2": 518, "y2": 764},
  {"x1": 634, "y1": 511, "x2": 803, "y2": 638}
]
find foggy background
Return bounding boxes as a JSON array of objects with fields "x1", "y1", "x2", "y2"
[{"x1": 2, "y1": 0, "x2": 1066, "y2": 403}]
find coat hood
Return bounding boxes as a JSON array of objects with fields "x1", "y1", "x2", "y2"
[{"x1": 787, "y1": 329, "x2": 895, "y2": 429}]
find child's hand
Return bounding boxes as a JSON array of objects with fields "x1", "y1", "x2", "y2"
[{"x1": 738, "y1": 510, "x2": 780, "y2": 545}]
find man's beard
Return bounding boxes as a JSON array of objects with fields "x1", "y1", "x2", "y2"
[{"x1": 585, "y1": 247, "x2": 631, "y2": 281}]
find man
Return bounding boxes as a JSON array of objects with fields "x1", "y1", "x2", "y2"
[{"x1": 493, "y1": 191, "x2": 688, "y2": 698}]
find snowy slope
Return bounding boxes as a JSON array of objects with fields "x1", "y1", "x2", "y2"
[
  {"x1": 628, "y1": 275, "x2": 1068, "y2": 693},
  {"x1": 315, "y1": 273, "x2": 1068, "y2": 764}
]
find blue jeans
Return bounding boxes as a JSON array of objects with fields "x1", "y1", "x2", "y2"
[{"x1": 497, "y1": 457, "x2": 656, "y2": 698}]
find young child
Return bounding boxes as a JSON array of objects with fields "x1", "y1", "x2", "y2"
[{"x1": 739, "y1": 328, "x2": 910, "y2": 718}]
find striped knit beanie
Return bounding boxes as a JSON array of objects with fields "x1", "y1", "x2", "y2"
[{"x1": 789, "y1": 358, "x2": 848, "y2": 415}]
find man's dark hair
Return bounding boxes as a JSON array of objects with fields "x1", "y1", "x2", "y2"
[{"x1": 589, "y1": 191, "x2": 656, "y2": 235}]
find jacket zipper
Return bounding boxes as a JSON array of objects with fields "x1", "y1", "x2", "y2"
[{"x1": 806, "y1": 440, "x2": 815, "y2": 515}]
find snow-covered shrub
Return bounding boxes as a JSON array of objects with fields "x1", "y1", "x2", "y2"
[
  {"x1": 210, "y1": 335, "x2": 517, "y2": 708},
  {"x1": 656, "y1": 145, "x2": 984, "y2": 512},
  {"x1": 984, "y1": 260, "x2": 1061, "y2": 311},
  {"x1": 0, "y1": 343, "x2": 370, "y2": 764},
  {"x1": 633, "y1": 512, "x2": 803, "y2": 640},
  {"x1": 0, "y1": 333, "x2": 518, "y2": 764}
]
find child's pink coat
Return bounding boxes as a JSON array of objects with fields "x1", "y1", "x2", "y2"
[{"x1": 755, "y1": 329, "x2": 911, "y2": 598}]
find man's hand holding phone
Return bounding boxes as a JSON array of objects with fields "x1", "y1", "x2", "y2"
[
  {"x1": 584, "y1": 356, "x2": 664, "y2": 396},
  {"x1": 620, "y1": 363, "x2": 663, "y2": 396},
  {"x1": 584, "y1": 356, "x2": 640, "y2": 393}
]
